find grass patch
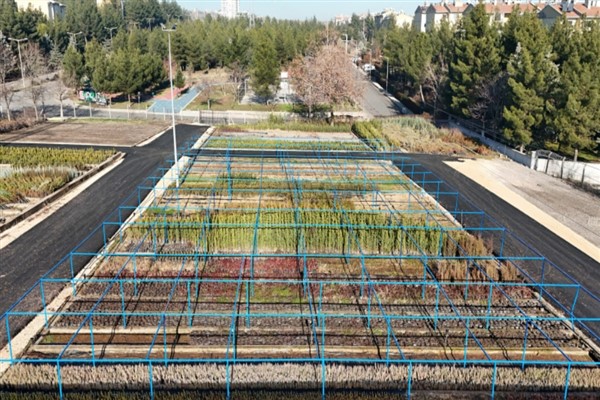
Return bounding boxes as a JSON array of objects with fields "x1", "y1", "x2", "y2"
[
  {"x1": 352, "y1": 118, "x2": 492, "y2": 156},
  {"x1": 0, "y1": 146, "x2": 115, "y2": 169}
]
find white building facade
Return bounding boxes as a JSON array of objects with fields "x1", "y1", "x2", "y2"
[
  {"x1": 15, "y1": 0, "x2": 65, "y2": 21},
  {"x1": 221, "y1": 0, "x2": 240, "y2": 19}
]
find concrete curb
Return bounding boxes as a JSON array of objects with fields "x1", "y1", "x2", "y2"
[{"x1": 0, "y1": 152, "x2": 125, "y2": 234}]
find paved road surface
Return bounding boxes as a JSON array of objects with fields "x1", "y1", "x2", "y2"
[{"x1": 0, "y1": 124, "x2": 207, "y2": 315}]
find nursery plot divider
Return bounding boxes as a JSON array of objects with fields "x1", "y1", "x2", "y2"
[{"x1": 1, "y1": 143, "x2": 599, "y2": 400}]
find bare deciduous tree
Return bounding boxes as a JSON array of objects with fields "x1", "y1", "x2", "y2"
[
  {"x1": 0, "y1": 44, "x2": 17, "y2": 121},
  {"x1": 423, "y1": 56, "x2": 448, "y2": 118},
  {"x1": 22, "y1": 43, "x2": 48, "y2": 120},
  {"x1": 290, "y1": 45, "x2": 361, "y2": 122},
  {"x1": 468, "y1": 72, "x2": 508, "y2": 132}
]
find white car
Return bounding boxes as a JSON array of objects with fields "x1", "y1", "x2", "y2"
[{"x1": 363, "y1": 63, "x2": 375, "y2": 72}]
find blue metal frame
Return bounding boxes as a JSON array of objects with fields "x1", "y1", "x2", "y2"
[{"x1": 1, "y1": 137, "x2": 599, "y2": 400}]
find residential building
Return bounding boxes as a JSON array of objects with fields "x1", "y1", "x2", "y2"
[
  {"x1": 464, "y1": 1, "x2": 544, "y2": 25},
  {"x1": 334, "y1": 14, "x2": 352, "y2": 26},
  {"x1": 413, "y1": 4, "x2": 428, "y2": 31},
  {"x1": 423, "y1": 0, "x2": 469, "y2": 32},
  {"x1": 375, "y1": 8, "x2": 414, "y2": 28},
  {"x1": 15, "y1": 0, "x2": 65, "y2": 20},
  {"x1": 220, "y1": 0, "x2": 239, "y2": 19},
  {"x1": 538, "y1": 0, "x2": 600, "y2": 27}
]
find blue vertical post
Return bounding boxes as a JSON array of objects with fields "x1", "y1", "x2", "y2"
[
  {"x1": 571, "y1": 285, "x2": 580, "y2": 330},
  {"x1": 69, "y1": 254, "x2": 76, "y2": 296},
  {"x1": 90, "y1": 317, "x2": 96, "y2": 367},
  {"x1": 187, "y1": 281, "x2": 192, "y2": 327},
  {"x1": 5, "y1": 316, "x2": 13, "y2": 365},
  {"x1": 563, "y1": 363, "x2": 572, "y2": 400},
  {"x1": 321, "y1": 312, "x2": 326, "y2": 400},
  {"x1": 499, "y1": 228, "x2": 506, "y2": 257},
  {"x1": 407, "y1": 363, "x2": 413, "y2": 399},
  {"x1": 539, "y1": 259, "x2": 546, "y2": 300},
  {"x1": 521, "y1": 320, "x2": 529, "y2": 370},
  {"x1": 464, "y1": 260, "x2": 470, "y2": 301},
  {"x1": 486, "y1": 283, "x2": 493, "y2": 330},
  {"x1": 57, "y1": 362, "x2": 64, "y2": 400},
  {"x1": 148, "y1": 363, "x2": 154, "y2": 400},
  {"x1": 367, "y1": 283, "x2": 372, "y2": 329},
  {"x1": 119, "y1": 280, "x2": 126, "y2": 328},
  {"x1": 434, "y1": 284, "x2": 440, "y2": 330},
  {"x1": 133, "y1": 256, "x2": 138, "y2": 297},
  {"x1": 463, "y1": 319, "x2": 470, "y2": 367},
  {"x1": 386, "y1": 320, "x2": 391, "y2": 366},
  {"x1": 491, "y1": 364, "x2": 497, "y2": 399},
  {"x1": 163, "y1": 315, "x2": 168, "y2": 366},
  {"x1": 245, "y1": 280, "x2": 250, "y2": 328},
  {"x1": 421, "y1": 259, "x2": 427, "y2": 300},
  {"x1": 40, "y1": 280, "x2": 48, "y2": 328}
]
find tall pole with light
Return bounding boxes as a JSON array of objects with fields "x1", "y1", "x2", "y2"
[
  {"x1": 385, "y1": 56, "x2": 390, "y2": 93},
  {"x1": 104, "y1": 27, "x2": 117, "y2": 47},
  {"x1": 161, "y1": 23, "x2": 179, "y2": 188},
  {"x1": 8, "y1": 37, "x2": 28, "y2": 87}
]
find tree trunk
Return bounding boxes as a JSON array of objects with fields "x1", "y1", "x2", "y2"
[
  {"x1": 60, "y1": 100, "x2": 64, "y2": 119},
  {"x1": 574, "y1": 148, "x2": 578, "y2": 162},
  {"x1": 519, "y1": 144, "x2": 524, "y2": 153},
  {"x1": 330, "y1": 110, "x2": 335, "y2": 126}
]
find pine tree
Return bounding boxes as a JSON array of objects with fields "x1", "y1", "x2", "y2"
[
  {"x1": 250, "y1": 30, "x2": 279, "y2": 100},
  {"x1": 174, "y1": 68, "x2": 185, "y2": 89},
  {"x1": 548, "y1": 19, "x2": 600, "y2": 160},
  {"x1": 62, "y1": 45, "x2": 84, "y2": 88},
  {"x1": 502, "y1": 13, "x2": 558, "y2": 150},
  {"x1": 449, "y1": 3, "x2": 501, "y2": 118}
]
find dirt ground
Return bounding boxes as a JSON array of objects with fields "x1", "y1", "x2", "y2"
[
  {"x1": 0, "y1": 120, "x2": 169, "y2": 147},
  {"x1": 447, "y1": 158, "x2": 600, "y2": 257}
]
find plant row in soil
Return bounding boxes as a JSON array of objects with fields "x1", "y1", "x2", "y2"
[{"x1": 2, "y1": 363, "x2": 600, "y2": 396}]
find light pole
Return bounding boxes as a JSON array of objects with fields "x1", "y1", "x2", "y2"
[
  {"x1": 67, "y1": 31, "x2": 83, "y2": 48},
  {"x1": 162, "y1": 23, "x2": 179, "y2": 188},
  {"x1": 342, "y1": 33, "x2": 349, "y2": 54},
  {"x1": 385, "y1": 56, "x2": 390, "y2": 93},
  {"x1": 104, "y1": 27, "x2": 117, "y2": 47},
  {"x1": 8, "y1": 37, "x2": 28, "y2": 87}
]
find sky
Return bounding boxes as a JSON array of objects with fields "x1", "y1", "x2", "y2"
[{"x1": 178, "y1": 0, "x2": 423, "y2": 20}]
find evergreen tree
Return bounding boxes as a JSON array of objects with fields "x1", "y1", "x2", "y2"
[
  {"x1": 552, "y1": 27, "x2": 600, "y2": 160},
  {"x1": 174, "y1": 67, "x2": 185, "y2": 89},
  {"x1": 62, "y1": 45, "x2": 84, "y2": 88},
  {"x1": 449, "y1": 3, "x2": 501, "y2": 118},
  {"x1": 250, "y1": 31, "x2": 279, "y2": 99},
  {"x1": 503, "y1": 13, "x2": 558, "y2": 150}
]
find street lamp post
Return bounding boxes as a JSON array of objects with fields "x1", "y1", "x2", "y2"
[
  {"x1": 67, "y1": 31, "x2": 83, "y2": 48},
  {"x1": 8, "y1": 37, "x2": 28, "y2": 87},
  {"x1": 385, "y1": 57, "x2": 390, "y2": 93},
  {"x1": 104, "y1": 27, "x2": 117, "y2": 47},
  {"x1": 162, "y1": 24, "x2": 179, "y2": 188},
  {"x1": 342, "y1": 34, "x2": 349, "y2": 54}
]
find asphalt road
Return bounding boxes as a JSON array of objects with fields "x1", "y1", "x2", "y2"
[
  {"x1": 359, "y1": 74, "x2": 404, "y2": 117},
  {"x1": 0, "y1": 124, "x2": 207, "y2": 315}
]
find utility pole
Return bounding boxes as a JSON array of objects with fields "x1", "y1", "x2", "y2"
[
  {"x1": 385, "y1": 57, "x2": 390, "y2": 93},
  {"x1": 161, "y1": 23, "x2": 180, "y2": 188},
  {"x1": 342, "y1": 34, "x2": 349, "y2": 54},
  {"x1": 67, "y1": 31, "x2": 83, "y2": 48},
  {"x1": 8, "y1": 37, "x2": 28, "y2": 87},
  {"x1": 104, "y1": 27, "x2": 117, "y2": 47},
  {"x1": 120, "y1": 0, "x2": 125, "y2": 19}
]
